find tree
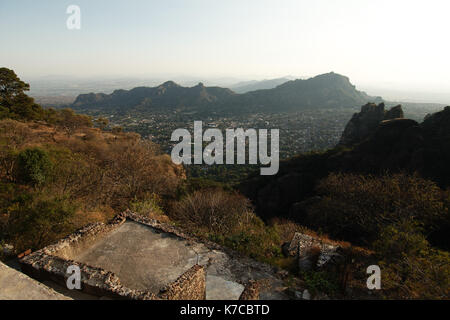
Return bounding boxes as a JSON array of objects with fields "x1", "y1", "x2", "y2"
[
  {"x1": 16, "y1": 147, "x2": 53, "y2": 186},
  {"x1": 0, "y1": 68, "x2": 45, "y2": 121},
  {"x1": 55, "y1": 108, "x2": 92, "y2": 136},
  {"x1": 0, "y1": 68, "x2": 30, "y2": 99},
  {"x1": 7, "y1": 194, "x2": 75, "y2": 251}
]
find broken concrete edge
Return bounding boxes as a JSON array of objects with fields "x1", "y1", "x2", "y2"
[
  {"x1": 20, "y1": 250, "x2": 159, "y2": 300},
  {"x1": 239, "y1": 280, "x2": 260, "y2": 300},
  {"x1": 159, "y1": 264, "x2": 206, "y2": 300},
  {"x1": 0, "y1": 261, "x2": 72, "y2": 300}
]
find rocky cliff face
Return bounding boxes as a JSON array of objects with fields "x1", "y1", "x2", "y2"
[
  {"x1": 240, "y1": 105, "x2": 450, "y2": 222},
  {"x1": 339, "y1": 103, "x2": 404, "y2": 146}
]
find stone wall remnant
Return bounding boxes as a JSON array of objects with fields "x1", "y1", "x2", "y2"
[
  {"x1": 285, "y1": 232, "x2": 341, "y2": 271},
  {"x1": 239, "y1": 280, "x2": 260, "y2": 300},
  {"x1": 159, "y1": 265, "x2": 206, "y2": 300}
]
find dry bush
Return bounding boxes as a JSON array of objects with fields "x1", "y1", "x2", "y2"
[
  {"x1": 170, "y1": 189, "x2": 254, "y2": 234},
  {"x1": 102, "y1": 140, "x2": 181, "y2": 208},
  {"x1": 0, "y1": 119, "x2": 34, "y2": 148},
  {"x1": 71, "y1": 205, "x2": 116, "y2": 229},
  {"x1": 269, "y1": 217, "x2": 351, "y2": 249},
  {"x1": 130, "y1": 193, "x2": 170, "y2": 223},
  {"x1": 0, "y1": 115, "x2": 187, "y2": 252},
  {"x1": 50, "y1": 129, "x2": 183, "y2": 210},
  {"x1": 54, "y1": 108, "x2": 92, "y2": 136}
]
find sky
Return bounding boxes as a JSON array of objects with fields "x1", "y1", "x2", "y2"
[{"x1": 1, "y1": 0, "x2": 450, "y2": 101}]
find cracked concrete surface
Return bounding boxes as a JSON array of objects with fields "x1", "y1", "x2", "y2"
[
  {"x1": 75, "y1": 221, "x2": 200, "y2": 294},
  {"x1": 73, "y1": 221, "x2": 288, "y2": 300}
]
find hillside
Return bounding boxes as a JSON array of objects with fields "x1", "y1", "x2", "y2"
[
  {"x1": 240, "y1": 104, "x2": 450, "y2": 245},
  {"x1": 71, "y1": 72, "x2": 381, "y2": 114}
]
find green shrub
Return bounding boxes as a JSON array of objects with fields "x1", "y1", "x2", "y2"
[
  {"x1": 7, "y1": 194, "x2": 75, "y2": 252},
  {"x1": 16, "y1": 147, "x2": 53, "y2": 186},
  {"x1": 373, "y1": 219, "x2": 429, "y2": 262},
  {"x1": 373, "y1": 219, "x2": 450, "y2": 299},
  {"x1": 130, "y1": 193, "x2": 169, "y2": 222},
  {"x1": 301, "y1": 270, "x2": 339, "y2": 295}
]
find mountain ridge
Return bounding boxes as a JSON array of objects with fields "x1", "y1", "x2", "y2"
[{"x1": 72, "y1": 72, "x2": 382, "y2": 113}]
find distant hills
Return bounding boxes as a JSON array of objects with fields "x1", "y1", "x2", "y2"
[
  {"x1": 72, "y1": 72, "x2": 382, "y2": 114},
  {"x1": 230, "y1": 77, "x2": 294, "y2": 93},
  {"x1": 72, "y1": 81, "x2": 235, "y2": 111}
]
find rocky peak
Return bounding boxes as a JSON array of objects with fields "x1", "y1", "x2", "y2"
[
  {"x1": 384, "y1": 104, "x2": 404, "y2": 119},
  {"x1": 339, "y1": 103, "x2": 404, "y2": 146}
]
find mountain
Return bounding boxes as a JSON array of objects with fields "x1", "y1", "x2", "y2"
[
  {"x1": 72, "y1": 81, "x2": 236, "y2": 111},
  {"x1": 240, "y1": 105, "x2": 450, "y2": 222},
  {"x1": 231, "y1": 77, "x2": 293, "y2": 93},
  {"x1": 71, "y1": 72, "x2": 381, "y2": 113},
  {"x1": 226, "y1": 72, "x2": 381, "y2": 113}
]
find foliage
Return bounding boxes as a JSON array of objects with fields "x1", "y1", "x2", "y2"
[
  {"x1": 305, "y1": 172, "x2": 448, "y2": 246},
  {"x1": 0, "y1": 116, "x2": 184, "y2": 252},
  {"x1": 16, "y1": 148, "x2": 53, "y2": 186},
  {"x1": 0, "y1": 68, "x2": 46, "y2": 121},
  {"x1": 130, "y1": 193, "x2": 169, "y2": 222},
  {"x1": 170, "y1": 189, "x2": 253, "y2": 234},
  {"x1": 6, "y1": 193, "x2": 76, "y2": 252},
  {"x1": 170, "y1": 188, "x2": 289, "y2": 264},
  {"x1": 54, "y1": 108, "x2": 92, "y2": 136},
  {"x1": 301, "y1": 270, "x2": 339, "y2": 295},
  {"x1": 373, "y1": 219, "x2": 450, "y2": 299}
]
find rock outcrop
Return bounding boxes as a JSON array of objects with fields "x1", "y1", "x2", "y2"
[
  {"x1": 284, "y1": 233, "x2": 341, "y2": 271},
  {"x1": 240, "y1": 105, "x2": 450, "y2": 224},
  {"x1": 339, "y1": 103, "x2": 404, "y2": 146}
]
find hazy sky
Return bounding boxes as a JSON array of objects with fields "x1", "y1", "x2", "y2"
[{"x1": 1, "y1": 0, "x2": 450, "y2": 98}]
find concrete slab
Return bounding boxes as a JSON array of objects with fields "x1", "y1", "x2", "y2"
[
  {"x1": 206, "y1": 275, "x2": 244, "y2": 300},
  {"x1": 74, "y1": 221, "x2": 199, "y2": 293},
  {"x1": 0, "y1": 262, "x2": 71, "y2": 300},
  {"x1": 19, "y1": 212, "x2": 290, "y2": 300}
]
